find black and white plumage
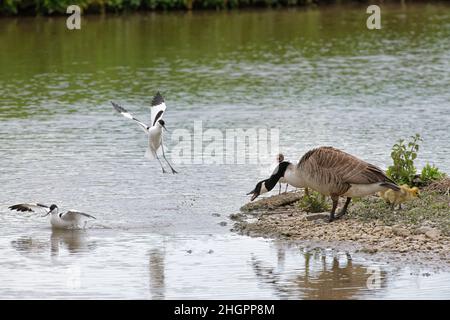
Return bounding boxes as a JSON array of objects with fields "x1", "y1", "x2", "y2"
[
  {"x1": 270, "y1": 153, "x2": 288, "y2": 194},
  {"x1": 9, "y1": 203, "x2": 96, "y2": 229},
  {"x1": 111, "y1": 92, "x2": 177, "y2": 174}
]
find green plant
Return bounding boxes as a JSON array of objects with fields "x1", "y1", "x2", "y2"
[
  {"x1": 386, "y1": 133, "x2": 422, "y2": 186},
  {"x1": 0, "y1": 0, "x2": 22, "y2": 14},
  {"x1": 296, "y1": 191, "x2": 329, "y2": 213},
  {"x1": 421, "y1": 163, "x2": 446, "y2": 184}
]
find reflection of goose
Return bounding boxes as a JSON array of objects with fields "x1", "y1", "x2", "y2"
[
  {"x1": 251, "y1": 248, "x2": 387, "y2": 299},
  {"x1": 295, "y1": 255, "x2": 369, "y2": 299},
  {"x1": 248, "y1": 147, "x2": 400, "y2": 221},
  {"x1": 9, "y1": 203, "x2": 95, "y2": 229},
  {"x1": 149, "y1": 248, "x2": 166, "y2": 300}
]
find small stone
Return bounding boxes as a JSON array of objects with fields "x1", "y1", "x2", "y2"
[
  {"x1": 360, "y1": 246, "x2": 378, "y2": 254},
  {"x1": 229, "y1": 213, "x2": 241, "y2": 220},
  {"x1": 384, "y1": 226, "x2": 393, "y2": 233},
  {"x1": 305, "y1": 212, "x2": 330, "y2": 221},
  {"x1": 414, "y1": 226, "x2": 434, "y2": 235},
  {"x1": 212, "y1": 213, "x2": 221, "y2": 217},
  {"x1": 218, "y1": 221, "x2": 227, "y2": 227},
  {"x1": 392, "y1": 227, "x2": 411, "y2": 237},
  {"x1": 425, "y1": 229, "x2": 441, "y2": 240},
  {"x1": 373, "y1": 226, "x2": 384, "y2": 233}
]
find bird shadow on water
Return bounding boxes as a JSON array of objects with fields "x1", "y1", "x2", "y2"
[
  {"x1": 11, "y1": 229, "x2": 97, "y2": 258},
  {"x1": 251, "y1": 244, "x2": 388, "y2": 299}
]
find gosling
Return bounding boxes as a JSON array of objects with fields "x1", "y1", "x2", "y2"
[{"x1": 379, "y1": 184, "x2": 420, "y2": 210}]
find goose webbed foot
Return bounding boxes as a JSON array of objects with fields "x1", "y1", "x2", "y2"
[
  {"x1": 171, "y1": 168, "x2": 178, "y2": 174},
  {"x1": 335, "y1": 209, "x2": 347, "y2": 220}
]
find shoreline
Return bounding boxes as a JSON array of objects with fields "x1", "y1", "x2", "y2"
[
  {"x1": 231, "y1": 189, "x2": 450, "y2": 265},
  {"x1": 1, "y1": 1, "x2": 447, "y2": 17}
]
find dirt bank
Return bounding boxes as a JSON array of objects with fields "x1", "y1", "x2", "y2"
[{"x1": 232, "y1": 188, "x2": 450, "y2": 262}]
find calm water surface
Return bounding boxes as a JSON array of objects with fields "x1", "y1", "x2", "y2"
[{"x1": 0, "y1": 3, "x2": 449, "y2": 299}]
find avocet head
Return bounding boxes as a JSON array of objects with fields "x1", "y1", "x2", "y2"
[
  {"x1": 44, "y1": 204, "x2": 58, "y2": 216},
  {"x1": 277, "y1": 153, "x2": 284, "y2": 163},
  {"x1": 157, "y1": 119, "x2": 167, "y2": 131}
]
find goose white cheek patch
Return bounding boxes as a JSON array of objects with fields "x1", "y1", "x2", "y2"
[{"x1": 261, "y1": 183, "x2": 269, "y2": 194}]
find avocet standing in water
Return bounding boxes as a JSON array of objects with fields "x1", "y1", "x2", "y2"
[
  {"x1": 111, "y1": 92, "x2": 177, "y2": 174},
  {"x1": 9, "y1": 203, "x2": 96, "y2": 229}
]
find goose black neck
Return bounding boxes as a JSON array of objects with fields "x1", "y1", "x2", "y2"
[{"x1": 265, "y1": 161, "x2": 290, "y2": 191}]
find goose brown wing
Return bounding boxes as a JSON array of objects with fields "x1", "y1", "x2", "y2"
[{"x1": 300, "y1": 147, "x2": 392, "y2": 185}]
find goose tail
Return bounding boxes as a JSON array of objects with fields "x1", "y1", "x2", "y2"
[{"x1": 380, "y1": 181, "x2": 400, "y2": 191}]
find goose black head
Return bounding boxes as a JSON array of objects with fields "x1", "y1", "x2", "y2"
[
  {"x1": 247, "y1": 161, "x2": 291, "y2": 201},
  {"x1": 247, "y1": 180, "x2": 267, "y2": 202}
]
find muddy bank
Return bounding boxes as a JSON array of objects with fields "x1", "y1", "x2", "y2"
[{"x1": 232, "y1": 189, "x2": 450, "y2": 263}]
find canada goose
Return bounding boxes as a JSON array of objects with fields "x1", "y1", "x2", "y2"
[
  {"x1": 271, "y1": 153, "x2": 288, "y2": 194},
  {"x1": 111, "y1": 92, "x2": 177, "y2": 174},
  {"x1": 248, "y1": 146, "x2": 400, "y2": 222},
  {"x1": 379, "y1": 184, "x2": 420, "y2": 210},
  {"x1": 9, "y1": 203, "x2": 96, "y2": 229}
]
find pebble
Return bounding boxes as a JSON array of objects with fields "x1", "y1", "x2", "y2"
[
  {"x1": 425, "y1": 229, "x2": 441, "y2": 240},
  {"x1": 305, "y1": 212, "x2": 329, "y2": 221},
  {"x1": 414, "y1": 226, "x2": 434, "y2": 235},
  {"x1": 392, "y1": 227, "x2": 411, "y2": 237}
]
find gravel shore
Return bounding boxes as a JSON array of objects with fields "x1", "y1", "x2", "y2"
[{"x1": 232, "y1": 190, "x2": 450, "y2": 263}]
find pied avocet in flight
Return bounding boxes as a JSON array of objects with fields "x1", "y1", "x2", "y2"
[
  {"x1": 111, "y1": 92, "x2": 177, "y2": 174},
  {"x1": 9, "y1": 203, "x2": 96, "y2": 229}
]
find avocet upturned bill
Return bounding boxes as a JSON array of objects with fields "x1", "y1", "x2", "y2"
[
  {"x1": 8, "y1": 203, "x2": 96, "y2": 229},
  {"x1": 111, "y1": 92, "x2": 177, "y2": 174}
]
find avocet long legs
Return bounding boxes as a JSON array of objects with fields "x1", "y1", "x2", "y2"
[
  {"x1": 111, "y1": 92, "x2": 177, "y2": 174},
  {"x1": 161, "y1": 138, "x2": 177, "y2": 174}
]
